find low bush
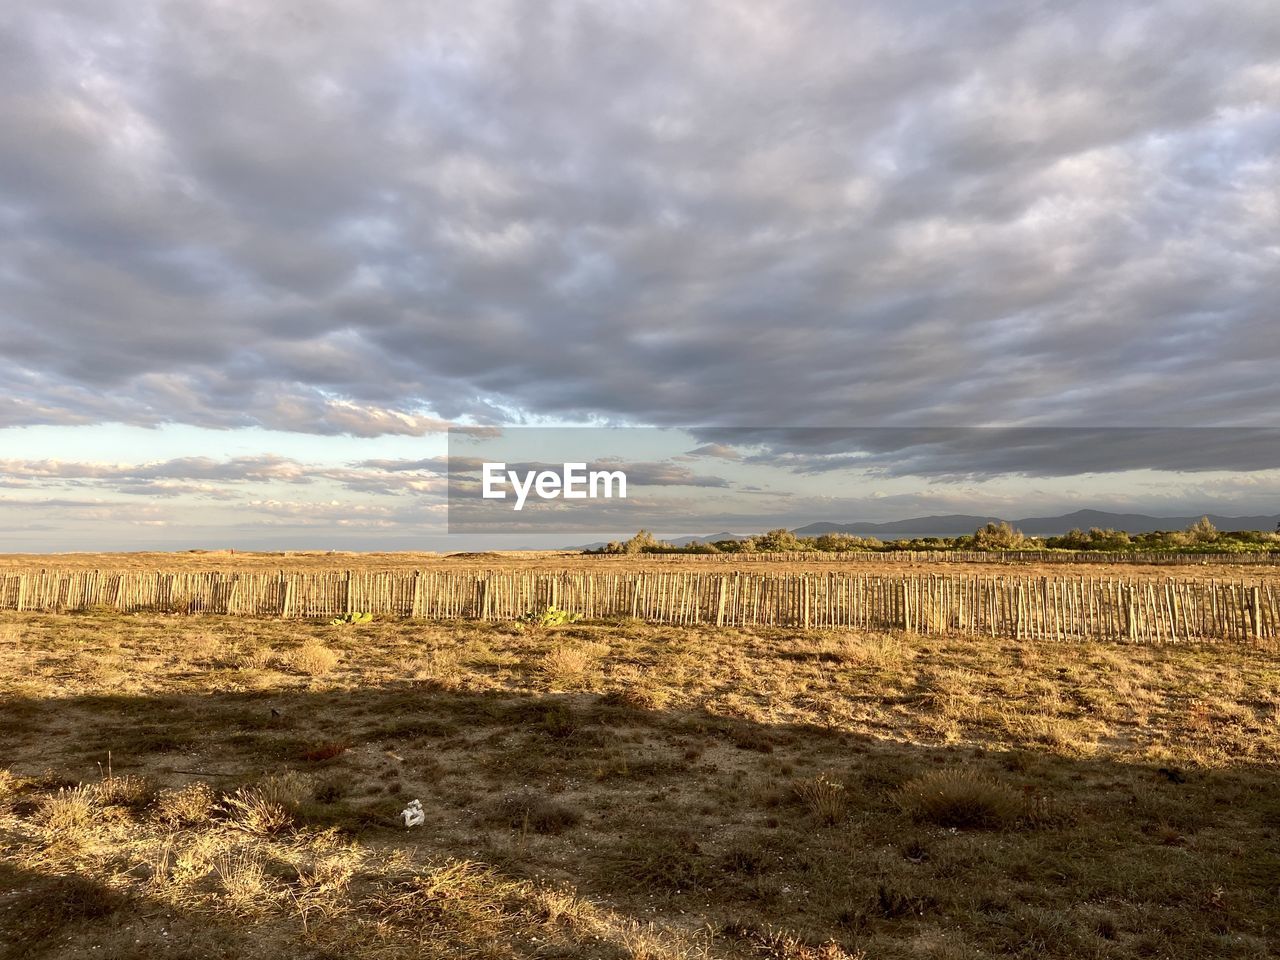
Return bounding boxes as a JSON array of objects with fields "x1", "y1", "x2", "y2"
[
  {"x1": 894, "y1": 768, "x2": 1023, "y2": 829},
  {"x1": 517, "y1": 605, "x2": 581, "y2": 631}
]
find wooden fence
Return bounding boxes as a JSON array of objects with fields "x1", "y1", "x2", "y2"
[
  {"x1": 583, "y1": 550, "x2": 1280, "y2": 565},
  {"x1": 0, "y1": 569, "x2": 1276, "y2": 642}
]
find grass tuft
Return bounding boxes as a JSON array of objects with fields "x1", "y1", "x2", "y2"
[
  {"x1": 36, "y1": 786, "x2": 98, "y2": 842},
  {"x1": 93, "y1": 772, "x2": 152, "y2": 809},
  {"x1": 487, "y1": 791, "x2": 583, "y2": 835},
  {"x1": 287, "y1": 642, "x2": 340, "y2": 676},
  {"x1": 541, "y1": 640, "x2": 608, "y2": 688},
  {"x1": 608, "y1": 829, "x2": 713, "y2": 893},
  {"x1": 152, "y1": 781, "x2": 216, "y2": 826},
  {"x1": 218, "y1": 786, "x2": 294, "y2": 835},
  {"x1": 894, "y1": 768, "x2": 1024, "y2": 829},
  {"x1": 793, "y1": 773, "x2": 848, "y2": 825},
  {"x1": 212, "y1": 850, "x2": 272, "y2": 910}
]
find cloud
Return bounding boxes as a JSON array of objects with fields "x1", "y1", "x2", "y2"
[
  {"x1": 0, "y1": 455, "x2": 309, "y2": 484},
  {"x1": 694, "y1": 428, "x2": 1280, "y2": 479},
  {"x1": 0, "y1": 0, "x2": 1276, "y2": 445},
  {"x1": 0, "y1": 454, "x2": 449, "y2": 498},
  {"x1": 684, "y1": 444, "x2": 743, "y2": 461}
]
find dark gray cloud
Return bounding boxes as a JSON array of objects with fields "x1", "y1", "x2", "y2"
[
  {"x1": 2, "y1": 0, "x2": 1279, "y2": 448},
  {"x1": 691, "y1": 428, "x2": 1280, "y2": 479}
]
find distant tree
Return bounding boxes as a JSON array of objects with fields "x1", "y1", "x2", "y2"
[
  {"x1": 813, "y1": 532, "x2": 877, "y2": 552},
  {"x1": 603, "y1": 529, "x2": 666, "y2": 554},
  {"x1": 755, "y1": 528, "x2": 804, "y2": 552},
  {"x1": 1187, "y1": 516, "x2": 1219, "y2": 544},
  {"x1": 971, "y1": 521, "x2": 1026, "y2": 551},
  {"x1": 1090, "y1": 527, "x2": 1130, "y2": 549}
]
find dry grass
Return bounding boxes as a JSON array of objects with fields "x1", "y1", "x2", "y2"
[
  {"x1": 0, "y1": 768, "x2": 25, "y2": 805},
  {"x1": 92, "y1": 771, "x2": 152, "y2": 808},
  {"x1": 285, "y1": 642, "x2": 340, "y2": 676},
  {"x1": 35, "y1": 785, "x2": 98, "y2": 838},
  {"x1": 895, "y1": 768, "x2": 1025, "y2": 829},
  {"x1": 234, "y1": 643, "x2": 276, "y2": 670},
  {"x1": 256, "y1": 770, "x2": 311, "y2": 809},
  {"x1": 153, "y1": 782, "x2": 216, "y2": 826},
  {"x1": 218, "y1": 786, "x2": 294, "y2": 835},
  {"x1": 404, "y1": 646, "x2": 464, "y2": 688},
  {"x1": 792, "y1": 773, "x2": 848, "y2": 825},
  {"x1": 542, "y1": 639, "x2": 609, "y2": 688},
  {"x1": 1, "y1": 607, "x2": 1277, "y2": 959}
]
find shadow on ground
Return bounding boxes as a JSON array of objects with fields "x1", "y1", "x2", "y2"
[{"x1": 2, "y1": 676, "x2": 1278, "y2": 959}]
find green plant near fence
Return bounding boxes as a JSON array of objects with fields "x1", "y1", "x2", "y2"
[
  {"x1": 330, "y1": 611, "x2": 374, "y2": 625},
  {"x1": 515, "y1": 604, "x2": 581, "y2": 630}
]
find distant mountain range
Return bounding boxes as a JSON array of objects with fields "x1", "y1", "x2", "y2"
[{"x1": 571, "y1": 511, "x2": 1280, "y2": 549}]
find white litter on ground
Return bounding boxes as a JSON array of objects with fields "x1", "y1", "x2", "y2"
[{"x1": 400, "y1": 798, "x2": 425, "y2": 827}]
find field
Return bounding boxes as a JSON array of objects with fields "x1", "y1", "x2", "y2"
[
  {"x1": 2, "y1": 556, "x2": 1279, "y2": 960},
  {"x1": 5, "y1": 549, "x2": 1280, "y2": 583}
]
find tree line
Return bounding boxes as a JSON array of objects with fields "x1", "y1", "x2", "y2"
[{"x1": 592, "y1": 518, "x2": 1280, "y2": 555}]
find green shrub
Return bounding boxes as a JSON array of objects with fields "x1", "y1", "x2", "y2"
[
  {"x1": 755, "y1": 528, "x2": 804, "y2": 552},
  {"x1": 330, "y1": 611, "x2": 373, "y2": 625},
  {"x1": 516, "y1": 605, "x2": 581, "y2": 630}
]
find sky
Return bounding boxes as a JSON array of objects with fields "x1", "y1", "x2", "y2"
[{"x1": 1, "y1": 1, "x2": 1279, "y2": 550}]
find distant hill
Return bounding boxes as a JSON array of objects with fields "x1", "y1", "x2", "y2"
[
  {"x1": 793, "y1": 510, "x2": 1280, "y2": 539},
  {"x1": 794, "y1": 515, "x2": 1004, "y2": 538}
]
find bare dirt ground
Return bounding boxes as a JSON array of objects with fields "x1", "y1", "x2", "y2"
[{"x1": 2, "y1": 610, "x2": 1277, "y2": 959}]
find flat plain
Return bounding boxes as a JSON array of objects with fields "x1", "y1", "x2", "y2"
[
  {"x1": 1, "y1": 554, "x2": 1278, "y2": 959},
  {"x1": 4, "y1": 549, "x2": 1280, "y2": 583}
]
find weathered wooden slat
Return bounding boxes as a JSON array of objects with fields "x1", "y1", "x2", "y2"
[{"x1": 0, "y1": 567, "x2": 1275, "y2": 642}]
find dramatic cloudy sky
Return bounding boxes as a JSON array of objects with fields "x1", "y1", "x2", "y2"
[{"x1": 2, "y1": 1, "x2": 1279, "y2": 549}]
